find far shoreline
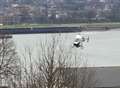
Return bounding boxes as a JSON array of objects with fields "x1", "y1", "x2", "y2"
[{"x1": 0, "y1": 22, "x2": 120, "y2": 33}]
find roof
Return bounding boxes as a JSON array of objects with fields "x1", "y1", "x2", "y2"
[
  {"x1": 63, "y1": 66, "x2": 120, "y2": 88},
  {"x1": 95, "y1": 66, "x2": 120, "y2": 87}
]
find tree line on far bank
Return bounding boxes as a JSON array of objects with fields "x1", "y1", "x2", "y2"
[{"x1": 1, "y1": 0, "x2": 120, "y2": 24}]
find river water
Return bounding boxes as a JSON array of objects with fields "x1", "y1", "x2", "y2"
[{"x1": 13, "y1": 29, "x2": 120, "y2": 67}]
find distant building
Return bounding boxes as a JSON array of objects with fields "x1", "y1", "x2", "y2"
[{"x1": 0, "y1": 0, "x2": 119, "y2": 23}]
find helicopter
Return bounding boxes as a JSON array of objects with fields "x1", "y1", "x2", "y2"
[{"x1": 73, "y1": 34, "x2": 89, "y2": 48}]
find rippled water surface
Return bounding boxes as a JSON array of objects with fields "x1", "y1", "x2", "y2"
[{"x1": 13, "y1": 29, "x2": 120, "y2": 66}]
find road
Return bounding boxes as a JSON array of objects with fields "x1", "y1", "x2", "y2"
[{"x1": 13, "y1": 29, "x2": 120, "y2": 66}]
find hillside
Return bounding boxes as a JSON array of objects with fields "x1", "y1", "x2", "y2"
[{"x1": 0, "y1": 0, "x2": 120, "y2": 24}]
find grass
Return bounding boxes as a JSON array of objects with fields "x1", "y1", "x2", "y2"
[
  {"x1": 0, "y1": 22, "x2": 120, "y2": 29},
  {"x1": 0, "y1": 23, "x2": 52, "y2": 29}
]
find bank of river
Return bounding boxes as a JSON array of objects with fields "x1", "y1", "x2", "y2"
[{"x1": 0, "y1": 23, "x2": 120, "y2": 34}]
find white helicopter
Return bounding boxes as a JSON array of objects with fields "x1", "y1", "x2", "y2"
[{"x1": 73, "y1": 34, "x2": 89, "y2": 48}]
